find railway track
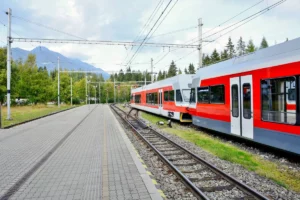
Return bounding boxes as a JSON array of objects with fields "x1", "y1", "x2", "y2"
[{"x1": 111, "y1": 104, "x2": 269, "y2": 200}]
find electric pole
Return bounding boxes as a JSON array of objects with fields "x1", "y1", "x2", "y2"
[
  {"x1": 70, "y1": 77, "x2": 72, "y2": 106},
  {"x1": 151, "y1": 58, "x2": 153, "y2": 83},
  {"x1": 198, "y1": 18, "x2": 203, "y2": 69},
  {"x1": 57, "y1": 57, "x2": 60, "y2": 107},
  {"x1": 99, "y1": 82, "x2": 101, "y2": 104},
  {"x1": 6, "y1": 8, "x2": 12, "y2": 120},
  {"x1": 144, "y1": 70, "x2": 147, "y2": 86},
  {"x1": 114, "y1": 76, "x2": 116, "y2": 103},
  {"x1": 85, "y1": 75, "x2": 88, "y2": 104}
]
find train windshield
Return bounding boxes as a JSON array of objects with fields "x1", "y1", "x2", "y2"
[{"x1": 182, "y1": 89, "x2": 191, "y2": 102}]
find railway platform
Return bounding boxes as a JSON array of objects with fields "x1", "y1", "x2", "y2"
[{"x1": 0, "y1": 105, "x2": 162, "y2": 200}]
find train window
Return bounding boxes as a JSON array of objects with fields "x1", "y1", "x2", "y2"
[
  {"x1": 261, "y1": 77, "x2": 296, "y2": 124},
  {"x1": 182, "y1": 89, "x2": 191, "y2": 102},
  {"x1": 153, "y1": 93, "x2": 158, "y2": 104},
  {"x1": 189, "y1": 88, "x2": 196, "y2": 103},
  {"x1": 243, "y1": 83, "x2": 251, "y2": 119},
  {"x1": 164, "y1": 91, "x2": 169, "y2": 101},
  {"x1": 231, "y1": 85, "x2": 239, "y2": 118},
  {"x1": 197, "y1": 87, "x2": 209, "y2": 103},
  {"x1": 169, "y1": 90, "x2": 175, "y2": 101},
  {"x1": 288, "y1": 89, "x2": 296, "y2": 101},
  {"x1": 135, "y1": 95, "x2": 141, "y2": 104},
  {"x1": 210, "y1": 85, "x2": 225, "y2": 104},
  {"x1": 176, "y1": 90, "x2": 183, "y2": 102}
]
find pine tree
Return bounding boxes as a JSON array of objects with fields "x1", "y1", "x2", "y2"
[
  {"x1": 221, "y1": 50, "x2": 229, "y2": 60},
  {"x1": 162, "y1": 71, "x2": 167, "y2": 79},
  {"x1": 210, "y1": 49, "x2": 220, "y2": 63},
  {"x1": 260, "y1": 37, "x2": 269, "y2": 49},
  {"x1": 118, "y1": 69, "x2": 124, "y2": 81},
  {"x1": 246, "y1": 39, "x2": 256, "y2": 53},
  {"x1": 184, "y1": 68, "x2": 188, "y2": 74},
  {"x1": 226, "y1": 37, "x2": 235, "y2": 58},
  {"x1": 203, "y1": 54, "x2": 211, "y2": 66},
  {"x1": 125, "y1": 67, "x2": 132, "y2": 81},
  {"x1": 167, "y1": 61, "x2": 177, "y2": 78},
  {"x1": 188, "y1": 63, "x2": 195, "y2": 74},
  {"x1": 157, "y1": 70, "x2": 163, "y2": 81},
  {"x1": 236, "y1": 37, "x2": 246, "y2": 56},
  {"x1": 178, "y1": 68, "x2": 182, "y2": 74}
]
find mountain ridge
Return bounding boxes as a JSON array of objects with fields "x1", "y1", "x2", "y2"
[{"x1": 11, "y1": 46, "x2": 110, "y2": 79}]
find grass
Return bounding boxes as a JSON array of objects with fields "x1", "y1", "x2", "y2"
[
  {"x1": 1, "y1": 104, "x2": 75, "y2": 128},
  {"x1": 141, "y1": 111, "x2": 300, "y2": 192}
]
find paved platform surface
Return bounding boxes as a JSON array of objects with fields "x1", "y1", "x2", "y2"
[{"x1": 0, "y1": 105, "x2": 162, "y2": 200}]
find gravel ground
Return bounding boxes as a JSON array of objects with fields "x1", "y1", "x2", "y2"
[
  {"x1": 113, "y1": 109, "x2": 198, "y2": 200},
  {"x1": 140, "y1": 117, "x2": 300, "y2": 200}
]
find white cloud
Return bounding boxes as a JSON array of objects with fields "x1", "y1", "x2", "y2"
[{"x1": 1, "y1": 0, "x2": 299, "y2": 73}]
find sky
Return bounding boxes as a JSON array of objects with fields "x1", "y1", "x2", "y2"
[{"x1": 0, "y1": 0, "x2": 299, "y2": 73}]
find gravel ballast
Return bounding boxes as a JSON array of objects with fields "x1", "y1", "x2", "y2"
[{"x1": 141, "y1": 118, "x2": 300, "y2": 200}]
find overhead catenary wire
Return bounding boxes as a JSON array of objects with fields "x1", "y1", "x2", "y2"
[
  {"x1": 125, "y1": 0, "x2": 174, "y2": 66},
  {"x1": 139, "y1": 25, "x2": 197, "y2": 42},
  {"x1": 202, "y1": 0, "x2": 264, "y2": 36},
  {"x1": 12, "y1": 15, "x2": 86, "y2": 40},
  {"x1": 155, "y1": 0, "x2": 286, "y2": 71},
  {"x1": 132, "y1": 0, "x2": 164, "y2": 44},
  {"x1": 121, "y1": 0, "x2": 164, "y2": 66},
  {"x1": 130, "y1": 0, "x2": 179, "y2": 69},
  {"x1": 146, "y1": 0, "x2": 179, "y2": 41},
  {"x1": 188, "y1": 0, "x2": 286, "y2": 44}
]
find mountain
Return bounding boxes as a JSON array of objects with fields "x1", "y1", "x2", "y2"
[{"x1": 11, "y1": 46, "x2": 110, "y2": 79}]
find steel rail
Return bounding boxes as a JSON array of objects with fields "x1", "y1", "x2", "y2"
[{"x1": 110, "y1": 104, "x2": 269, "y2": 200}]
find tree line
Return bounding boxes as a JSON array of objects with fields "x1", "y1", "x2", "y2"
[
  {"x1": 0, "y1": 47, "x2": 134, "y2": 104},
  {"x1": 110, "y1": 36, "x2": 271, "y2": 82},
  {"x1": 0, "y1": 36, "x2": 273, "y2": 104}
]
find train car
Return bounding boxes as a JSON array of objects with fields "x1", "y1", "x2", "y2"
[
  {"x1": 131, "y1": 74, "x2": 193, "y2": 122},
  {"x1": 188, "y1": 37, "x2": 300, "y2": 155}
]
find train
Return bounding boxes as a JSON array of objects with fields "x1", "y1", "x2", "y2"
[
  {"x1": 130, "y1": 74, "x2": 193, "y2": 122},
  {"x1": 131, "y1": 37, "x2": 300, "y2": 155}
]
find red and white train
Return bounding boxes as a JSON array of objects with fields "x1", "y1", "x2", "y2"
[
  {"x1": 131, "y1": 37, "x2": 300, "y2": 155},
  {"x1": 130, "y1": 74, "x2": 193, "y2": 122}
]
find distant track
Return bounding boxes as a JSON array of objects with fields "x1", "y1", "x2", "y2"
[{"x1": 111, "y1": 104, "x2": 269, "y2": 200}]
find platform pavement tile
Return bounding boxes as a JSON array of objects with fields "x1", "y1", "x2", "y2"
[
  {"x1": 103, "y1": 105, "x2": 163, "y2": 200},
  {"x1": 0, "y1": 106, "x2": 92, "y2": 196},
  {"x1": 3, "y1": 105, "x2": 101, "y2": 200}
]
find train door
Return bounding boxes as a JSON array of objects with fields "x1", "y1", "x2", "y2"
[
  {"x1": 230, "y1": 75, "x2": 254, "y2": 139},
  {"x1": 158, "y1": 89, "x2": 163, "y2": 114}
]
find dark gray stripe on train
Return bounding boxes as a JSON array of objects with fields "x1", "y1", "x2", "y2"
[
  {"x1": 254, "y1": 127, "x2": 300, "y2": 155},
  {"x1": 192, "y1": 116, "x2": 230, "y2": 134},
  {"x1": 192, "y1": 116, "x2": 300, "y2": 155}
]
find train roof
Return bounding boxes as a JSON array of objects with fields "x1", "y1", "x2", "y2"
[
  {"x1": 192, "y1": 37, "x2": 300, "y2": 86},
  {"x1": 131, "y1": 74, "x2": 194, "y2": 93}
]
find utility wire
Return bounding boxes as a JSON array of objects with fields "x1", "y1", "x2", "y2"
[
  {"x1": 188, "y1": 0, "x2": 286, "y2": 44},
  {"x1": 121, "y1": 0, "x2": 164, "y2": 66},
  {"x1": 202, "y1": 0, "x2": 264, "y2": 36},
  {"x1": 147, "y1": 0, "x2": 179, "y2": 41},
  {"x1": 129, "y1": 0, "x2": 179, "y2": 69},
  {"x1": 12, "y1": 15, "x2": 86, "y2": 40},
  {"x1": 133, "y1": 0, "x2": 164, "y2": 43},
  {"x1": 156, "y1": 0, "x2": 286, "y2": 71},
  {"x1": 144, "y1": 25, "x2": 197, "y2": 41},
  {"x1": 125, "y1": 0, "x2": 174, "y2": 66}
]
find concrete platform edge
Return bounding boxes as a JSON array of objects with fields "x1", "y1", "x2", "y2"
[{"x1": 112, "y1": 110, "x2": 163, "y2": 200}]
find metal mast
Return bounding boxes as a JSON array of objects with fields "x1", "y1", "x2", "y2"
[
  {"x1": 198, "y1": 18, "x2": 203, "y2": 69},
  {"x1": 6, "y1": 8, "x2": 12, "y2": 120}
]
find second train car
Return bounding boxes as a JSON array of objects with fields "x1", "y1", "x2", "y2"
[{"x1": 131, "y1": 74, "x2": 193, "y2": 122}]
